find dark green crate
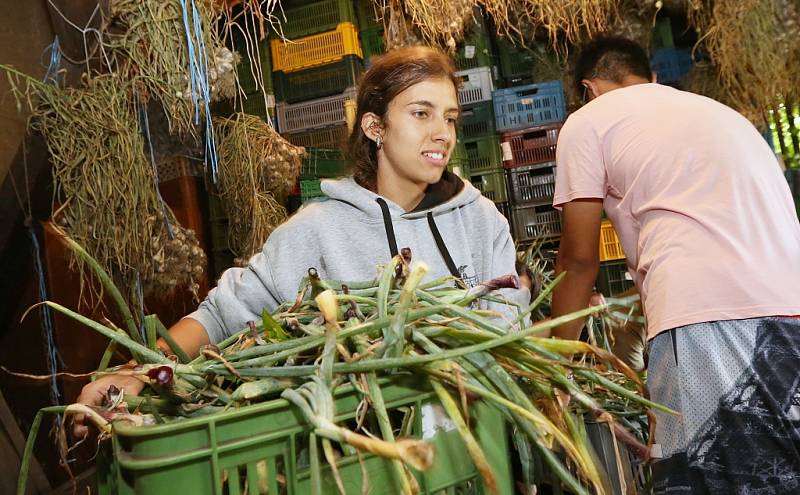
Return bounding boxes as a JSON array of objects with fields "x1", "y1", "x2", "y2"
[
  {"x1": 596, "y1": 259, "x2": 634, "y2": 297},
  {"x1": 240, "y1": 92, "x2": 275, "y2": 119},
  {"x1": 355, "y1": 0, "x2": 385, "y2": 29},
  {"x1": 459, "y1": 101, "x2": 496, "y2": 140},
  {"x1": 360, "y1": 26, "x2": 384, "y2": 65},
  {"x1": 447, "y1": 139, "x2": 469, "y2": 178},
  {"x1": 302, "y1": 147, "x2": 348, "y2": 178},
  {"x1": 274, "y1": 55, "x2": 364, "y2": 103},
  {"x1": 454, "y1": 30, "x2": 495, "y2": 72},
  {"x1": 496, "y1": 38, "x2": 537, "y2": 86},
  {"x1": 269, "y1": 0, "x2": 357, "y2": 39},
  {"x1": 652, "y1": 17, "x2": 674, "y2": 49},
  {"x1": 470, "y1": 169, "x2": 507, "y2": 203},
  {"x1": 463, "y1": 136, "x2": 503, "y2": 174},
  {"x1": 285, "y1": 123, "x2": 350, "y2": 149}
]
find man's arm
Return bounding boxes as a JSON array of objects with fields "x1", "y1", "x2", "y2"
[{"x1": 550, "y1": 199, "x2": 604, "y2": 340}]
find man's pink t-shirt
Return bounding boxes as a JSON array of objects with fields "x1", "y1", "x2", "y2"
[{"x1": 553, "y1": 83, "x2": 800, "y2": 339}]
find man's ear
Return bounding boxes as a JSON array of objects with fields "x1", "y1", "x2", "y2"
[{"x1": 361, "y1": 112, "x2": 383, "y2": 141}]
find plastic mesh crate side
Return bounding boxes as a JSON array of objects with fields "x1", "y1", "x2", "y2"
[
  {"x1": 464, "y1": 136, "x2": 503, "y2": 173},
  {"x1": 456, "y1": 67, "x2": 494, "y2": 105},
  {"x1": 492, "y1": 80, "x2": 566, "y2": 132},
  {"x1": 470, "y1": 169, "x2": 507, "y2": 203},
  {"x1": 360, "y1": 26, "x2": 384, "y2": 65},
  {"x1": 459, "y1": 101, "x2": 496, "y2": 140},
  {"x1": 596, "y1": 259, "x2": 634, "y2": 296},
  {"x1": 599, "y1": 220, "x2": 626, "y2": 262},
  {"x1": 500, "y1": 123, "x2": 561, "y2": 168},
  {"x1": 453, "y1": 31, "x2": 494, "y2": 72},
  {"x1": 274, "y1": 55, "x2": 363, "y2": 103},
  {"x1": 651, "y1": 48, "x2": 693, "y2": 83},
  {"x1": 301, "y1": 147, "x2": 347, "y2": 178},
  {"x1": 300, "y1": 178, "x2": 323, "y2": 202},
  {"x1": 496, "y1": 38, "x2": 537, "y2": 84},
  {"x1": 104, "y1": 379, "x2": 513, "y2": 495},
  {"x1": 276, "y1": 87, "x2": 357, "y2": 133},
  {"x1": 272, "y1": 0, "x2": 357, "y2": 39},
  {"x1": 285, "y1": 123, "x2": 350, "y2": 149},
  {"x1": 511, "y1": 204, "x2": 561, "y2": 242},
  {"x1": 507, "y1": 162, "x2": 556, "y2": 205},
  {"x1": 585, "y1": 420, "x2": 641, "y2": 495},
  {"x1": 271, "y1": 22, "x2": 363, "y2": 73}
]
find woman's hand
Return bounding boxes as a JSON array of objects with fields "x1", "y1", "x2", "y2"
[{"x1": 72, "y1": 374, "x2": 145, "y2": 439}]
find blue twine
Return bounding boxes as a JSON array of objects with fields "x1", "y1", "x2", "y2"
[
  {"x1": 29, "y1": 226, "x2": 63, "y2": 404},
  {"x1": 41, "y1": 36, "x2": 61, "y2": 86},
  {"x1": 138, "y1": 102, "x2": 174, "y2": 239},
  {"x1": 179, "y1": 0, "x2": 219, "y2": 181}
]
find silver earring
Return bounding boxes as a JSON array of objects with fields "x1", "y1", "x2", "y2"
[{"x1": 375, "y1": 136, "x2": 383, "y2": 149}]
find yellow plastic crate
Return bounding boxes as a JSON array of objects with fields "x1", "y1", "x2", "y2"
[
  {"x1": 599, "y1": 219, "x2": 626, "y2": 261},
  {"x1": 271, "y1": 22, "x2": 363, "y2": 73}
]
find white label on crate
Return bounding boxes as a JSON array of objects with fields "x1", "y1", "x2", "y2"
[
  {"x1": 265, "y1": 94, "x2": 276, "y2": 109},
  {"x1": 501, "y1": 141, "x2": 513, "y2": 161},
  {"x1": 520, "y1": 98, "x2": 533, "y2": 105},
  {"x1": 625, "y1": 272, "x2": 633, "y2": 281},
  {"x1": 421, "y1": 403, "x2": 457, "y2": 439},
  {"x1": 464, "y1": 45, "x2": 476, "y2": 59}
]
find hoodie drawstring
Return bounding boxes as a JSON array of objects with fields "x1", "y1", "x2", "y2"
[
  {"x1": 376, "y1": 198, "x2": 399, "y2": 258},
  {"x1": 374, "y1": 198, "x2": 465, "y2": 288}
]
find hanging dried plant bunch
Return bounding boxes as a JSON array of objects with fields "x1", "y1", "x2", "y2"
[
  {"x1": 6, "y1": 72, "x2": 205, "y2": 298},
  {"x1": 689, "y1": 0, "x2": 792, "y2": 128},
  {"x1": 401, "y1": 0, "x2": 477, "y2": 50},
  {"x1": 214, "y1": 114, "x2": 306, "y2": 262},
  {"x1": 103, "y1": 0, "x2": 227, "y2": 135}
]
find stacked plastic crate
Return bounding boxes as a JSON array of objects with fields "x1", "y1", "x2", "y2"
[
  {"x1": 451, "y1": 17, "x2": 510, "y2": 216},
  {"x1": 270, "y1": 0, "x2": 365, "y2": 204},
  {"x1": 493, "y1": 72, "x2": 567, "y2": 244},
  {"x1": 356, "y1": 0, "x2": 385, "y2": 67}
]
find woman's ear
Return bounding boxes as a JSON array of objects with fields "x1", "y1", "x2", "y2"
[{"x1": 361, "y1": 112, "x2": 384, "y2": 142}]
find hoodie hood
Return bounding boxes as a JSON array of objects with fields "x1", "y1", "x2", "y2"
[{"x1": 320, "y1": 170, "x2": 481, "y2": 220}]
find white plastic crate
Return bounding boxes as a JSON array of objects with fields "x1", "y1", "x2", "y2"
[
  {"x1": 276, "y1": 86, "x2": 357, "y2": 134},
  {"x1": 456, "y1": 66, "x2": 493, "y2": 105},
  {"x1": 511, "y1": 205, "x2": 561, "y2": 243}
]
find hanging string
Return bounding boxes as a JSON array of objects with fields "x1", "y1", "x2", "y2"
[
  {"x1": 29, "y1": 226, "x2": 64, "y2": 404},
  {"x1": 137, "y1": 100, "x2": 175, "y2": 239},
  {"x1": 41, "y1": 36, "x2": 62, "y2": 85},
  {"x1": 180, "y1": 0, "x2": 219, "y2": 182}
]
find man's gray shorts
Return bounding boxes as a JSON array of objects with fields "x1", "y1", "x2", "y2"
[{"x1": 647, "y1": 317, "x2": 800, "y2": 494}]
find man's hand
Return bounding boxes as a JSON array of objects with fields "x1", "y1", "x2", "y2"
[{"x1": 72, "y1": 374, "x2": 145, "y2": 439}]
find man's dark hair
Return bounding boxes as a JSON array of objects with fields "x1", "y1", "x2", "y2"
[{"x1": 573, "y1": 36, "x2": 653, "y2": 96}]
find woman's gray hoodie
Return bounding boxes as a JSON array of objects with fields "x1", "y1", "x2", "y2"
[{"x1": 189, "y1": 173, "x2": 528, "y2": 343}]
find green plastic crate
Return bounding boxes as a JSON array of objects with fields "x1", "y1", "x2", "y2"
[
  {"x1": 454, "y1": 30, "x2": 495, "y2": 72},
  {"x1": 496, "y1": 38, "x2": 537, "y2": 86},
  {"x1": 355, "y1": 0, "x2": 384, "y2": 29},
  {"x1": 96, "y1": 377, "x2": 512, "y2": 495},
  {"x1": 360, "y1": 26, "x2": 384, "y2": 65},
  {"x1": 240, "y1": 92, "x2": 276, "y2": 120},
  {"x1": 447, "y1": 139, "x2": 470, "y2": 179},
  {"x1": 274, "y1": 55, "x2": 364, "y2": 103},
  {"x1": 302, "y1": 148, "x2": 348, "y2": 178},
  {"x1": 459, "y1": 101, "x2": 496, "y2": 140},
  {"x1": 652, "y1": 17, "x2": 674, "y2": 49},
  {"x1": 464, "y1": 136, "x2": 503, "y2": 174},
  {"x1": 300, "y1": 178, "x2": 324, "y2": 202},
  {"x1": 470, "y1": 169, "x2": 508, "y2": 203},
  {"x1": 285, "y1": 123, "x2": 350, "y2": 149},
  {"x1": 270, "y1": 0, "x2": 357, "y2": 39}
]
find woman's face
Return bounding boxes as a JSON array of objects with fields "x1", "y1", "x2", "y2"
[{"x1": 374, "y1": 77, "x2": 459, "y2": 198}]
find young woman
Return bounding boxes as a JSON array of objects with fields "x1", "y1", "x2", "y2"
[{"x1": 74, "y1": 46, "x2": 526, "y2": 436}]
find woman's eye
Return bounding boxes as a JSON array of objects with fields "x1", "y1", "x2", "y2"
[
  {"x1": 446, "y1": 117, "x2": 457, "y2": 124},
  {"x1": 413, "y1": 110, "x2": 428, "y2": 119}
]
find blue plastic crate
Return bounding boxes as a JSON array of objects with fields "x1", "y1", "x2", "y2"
[
  {"x1": 651, "y1": 48, "x2": 693, "y2": 84},
  {"x1": 492, "y1": 80, "x2": 566, "y2": 132}
]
